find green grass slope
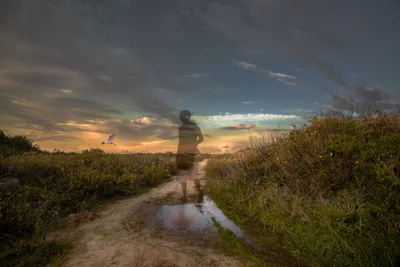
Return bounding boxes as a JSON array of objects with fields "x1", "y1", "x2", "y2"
[{"x1": 206, "y1": 113, "x2": 400, "y2": 267}]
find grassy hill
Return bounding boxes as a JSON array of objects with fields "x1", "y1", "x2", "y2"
[{"x1": 206, "y1": 113, "x2": 400, "y2": 267}]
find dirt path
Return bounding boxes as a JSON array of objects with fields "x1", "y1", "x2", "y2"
[{"x1": 49, "y1": 160, "x2": 250, "y2": 267}]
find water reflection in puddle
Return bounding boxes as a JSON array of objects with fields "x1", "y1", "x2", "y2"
[{"x1": 156, "y1": 195, "x2": 254, "y2": 247}]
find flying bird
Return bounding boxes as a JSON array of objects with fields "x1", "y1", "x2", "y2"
[{"x1": 101, "y1": 134, "x2": 116, "y2": 146}]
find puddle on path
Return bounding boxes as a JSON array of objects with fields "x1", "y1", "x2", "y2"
[{"x1": 155, "y1": 195, "x2": 254, "y2": 247}]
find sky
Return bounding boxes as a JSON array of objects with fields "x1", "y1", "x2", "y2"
[{"x1": 1, "y1": 0, "x2": 399, "y2": 153}]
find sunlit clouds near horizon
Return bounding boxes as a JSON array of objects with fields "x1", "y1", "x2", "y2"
[
  {"x1": 6, "y1": 112, "x2": 303, "y2": 154},
  {"x1": 1, "y1": 0, "x2": 399, "y2": 153}
]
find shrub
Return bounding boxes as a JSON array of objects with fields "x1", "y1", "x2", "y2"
[{"x1": 0, "y1": 130, "x2": 40, "y2": 156}]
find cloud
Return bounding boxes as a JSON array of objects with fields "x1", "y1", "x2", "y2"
[
  {"x1": 324, "y1": 84, "x2": 400, "y2": 114},
  {"x1": 133, "y1": 116, "x2": 157, "y2": 125},
  {"x1": 0, "y1": 0, "x2": 191, "y2": 126},
  {"x1": 206, "y1": 113, "x2": 301, "y2": 122},
  {"x1": 132, "y1": 97, "x2": 181, "y2": 124},
  {"x1": 221, "y1": 124, "x2": 256, "y2": 130},
  {"x1": 263, "y1": 69, "x2": 298, "y2": 86},
  {"x1": 234, "y1": 60, "x2": 298, "y2": 86},
  {"x1": 45, "y1": 97, "x2": 123, "y2": 115},
  {"x1": 191, "y1": 1, "x2": 349, "y2": 89},
  {"x1": 98, "y1": 118, "x2": 178, "y2": 141},
  {"x1": 282, "y1": 108, "x2": 319, "y2": 120},
  {"x1": 0, "y1": 0, "x2": 207, "y2": 152},
  {"x1": 241, "y1": 101, "x2": 254, "y2": 105},
  {"x1": 98, "y1": 75, "x2": 113, "y2": 83},
  {"x1": 236, "y1": 61, "x2": 257, "y2": 70},
  {"x1": 263, "y1": 70, "x2": 296, "y2": 80},
  {"x1": 13, "y1": 114, "x2": 83, "y2": 134},
  {"x1": 0, "y1": 96, "x2": 86, "y2": 135}
]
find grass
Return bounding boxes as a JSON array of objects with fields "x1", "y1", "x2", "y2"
[
  {"x1": 205, "y1": 113, "x2": 400, "y2": 267},
  {"x1": 0, "y1": 131, "x2": 178, "y2": 267},
  {"x1": 211, "y1": 217, "x2": 270, "y2": 267}
]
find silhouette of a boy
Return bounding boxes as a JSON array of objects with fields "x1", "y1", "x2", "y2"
[{"x1": 175, "y1": 110, "x2": 204, "y2": 202}]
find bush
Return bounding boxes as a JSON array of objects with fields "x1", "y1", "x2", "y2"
[
  {"x1": 0, "y1": 133, "x2": 177, "y2": 266},
  {"x1": 0, "y1": 130, "x2": 40, "y2": 156},
  {"x1": 206, "y1": 113, "x2": 400, "y2": 267}
]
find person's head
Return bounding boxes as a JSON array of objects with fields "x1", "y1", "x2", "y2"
[{"x1": 179, "y1": 110, "x2": 191, "y2": 123}]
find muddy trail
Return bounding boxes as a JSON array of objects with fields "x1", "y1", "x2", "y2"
[{"x1": 46, "y1": 160, "x2": 251, "y2": 267}]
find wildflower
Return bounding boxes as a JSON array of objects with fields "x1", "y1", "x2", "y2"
[{"x1": 330, "y1": 153, "x2": 333, "y2": 156}]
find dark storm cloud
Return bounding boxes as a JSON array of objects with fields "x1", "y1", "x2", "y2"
[
  {"x1": 13, "y1": 114, "x2": 83, "y2": 133},
  {"x1": 3, "y1": 70, "x2": 88, "y2": 94},
  {"x1": 0, "y1": 96, "x2": 29, "y2": 117},
  {"x1": 0, "y1": 0, "x2": 191, "y2": 126},
  {"x1": 329, "y1": 93, "x2": 355, "y2": 112},
  {"x1": 187, "y1": 0, "x2": 351, "y2": 88},
  {"x1": 133, "y1": 97, "x2": 182, "y2": 124},
  {"x1": 1, "y1": 93, "x2": 125, "y2": 126},
  {"x1": 0, "y1": 97, "x2": 68, "y2": 134},
  {"x1": 0, "y1": 93, "x2": 125, "y2": 141},
  {"x1": 325, "y1": 84, "x2": 400, "y2": 114},
  {"x1": 181, "y1": 0, "x2": 399, "y2": 115},
  {"x1": 67, "y1": 111, "x2": 115, "y2": 121},
  {"x1": 187, "y1": 0, "x2": 400, "y2": 91},
  {"x1": 99, "y1": 119, "x2": 178, "y2": 142},
  {"x1": 45, "y1": 97, "x2": 123, "y2": 115}
]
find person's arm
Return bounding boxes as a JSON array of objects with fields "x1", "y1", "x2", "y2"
[{"x1": 196, "y1": 125, "x2": 204, "y2": 145}]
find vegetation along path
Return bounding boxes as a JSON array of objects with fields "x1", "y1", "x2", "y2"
[{"x1": 48, "y1": 159, "x2": 261, "y2": 267}]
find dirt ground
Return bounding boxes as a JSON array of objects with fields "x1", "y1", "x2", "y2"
[{"x1": 47, "y1": 160, "x2": 252, "y2": 267}]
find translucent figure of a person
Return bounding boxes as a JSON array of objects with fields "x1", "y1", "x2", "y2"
[{"x1": 175, "y1": 110, "x2": 204, "y2": 202}]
